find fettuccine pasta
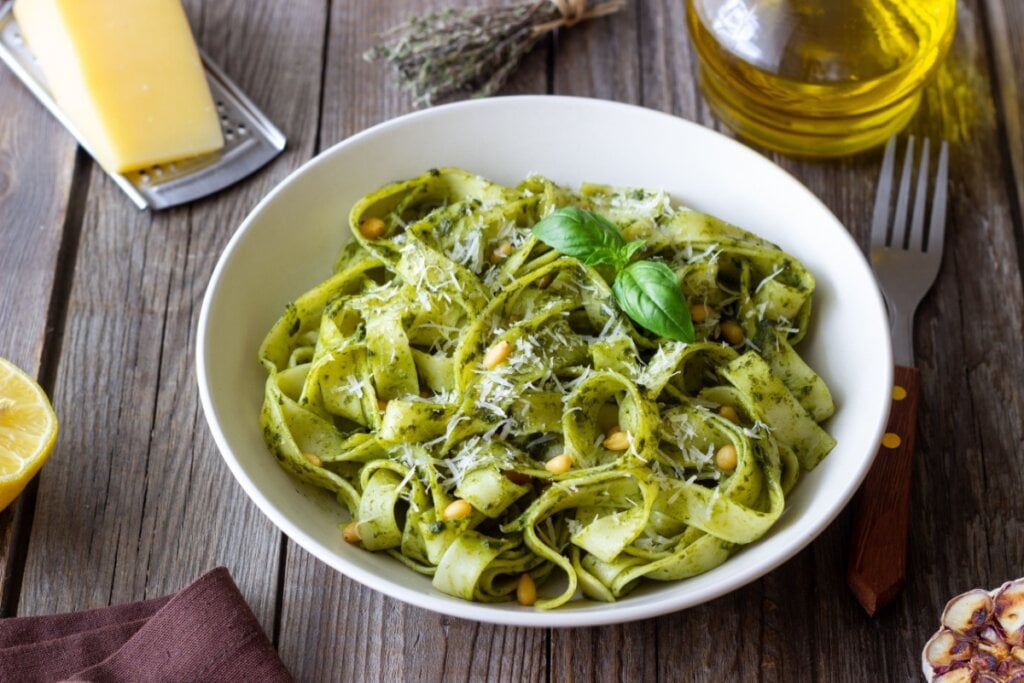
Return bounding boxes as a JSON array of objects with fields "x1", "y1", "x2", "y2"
[{"x1": 258, "y1": 169, "x2": 835, "y2": 609}]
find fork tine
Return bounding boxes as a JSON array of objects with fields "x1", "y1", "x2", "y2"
[
  {"x1": 891, "y1": 136, "x2": 916, "y2": 249},
  {"x1": 870, "y1": 136, "x2": 897, "y2": 249},
  {"x1": 927, "y1": 141, "x2": 950, "y2": 254},
  {"x1": 908, "y1": 140, "x2": 931, "y2": 251}
]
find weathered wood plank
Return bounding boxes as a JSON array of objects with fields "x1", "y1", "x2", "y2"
[
  {"x1": 0, "y1": 76, "x2": 76, "y2": 372},
  {"x1": 552, "y1": 621, "x2": 660, "y2": 682},
  {"x1": 983, "y1": 0, "x2": 1024, "y2": 237},
  {"x1": 13, "y1": 0, "x2": 327, "y2": 640},
  {"x1": 911, "y1": 0, "x2": 1024, "y2": 604},
  {"x1": 552, "y1": 1, "x2": 640, "y2": 102},
  {"x1": 276, "y1": 2, "x2": 550, "y2": 681},
  {"x1": 0, "y1": 47, "x2": 82, "y2": 614},
  {"x1": 282, "y1": 544, "x2": 547, "y2": 683}
]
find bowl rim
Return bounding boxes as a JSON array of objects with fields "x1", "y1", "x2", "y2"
[{"x1": 196, "y1": 94, "x2": 892, "y2": 627}]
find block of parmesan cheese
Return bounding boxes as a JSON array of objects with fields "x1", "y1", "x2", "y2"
[{"x1": 13, "y1": 0, "x2": 224, "y2": 173}]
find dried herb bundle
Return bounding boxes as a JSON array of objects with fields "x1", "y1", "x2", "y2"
[{"x1": 365, "y1": 0, "x2": 627, "y2": 107}]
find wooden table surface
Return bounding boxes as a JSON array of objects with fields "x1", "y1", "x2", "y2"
[{"x1": 3, "y1": 1, "x2": 1023, "y2": 681}]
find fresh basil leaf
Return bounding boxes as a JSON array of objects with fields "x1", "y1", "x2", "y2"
[
  {"x1": 532, "y1": 207, "x2": 626, "y2": 263},
  {"x1": 532, "y1": 206, "x2": 689, "y2": 340},
  {"x1": 612, "y1": 261, "x2": 694, "y2": 342},
  {"x1": 580, "y1": 249, "x2": 624, "y2": 268},
  {"x1": 619, "y1": 240, "x2": 646, "y2": 263},
  {"x1": 592, "y1": 212, "x2": 628, "y2": 245}
]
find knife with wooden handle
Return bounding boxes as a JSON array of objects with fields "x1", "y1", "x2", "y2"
[{"x1": 847, "y1": 365, "x2": 920, "y2": 616}]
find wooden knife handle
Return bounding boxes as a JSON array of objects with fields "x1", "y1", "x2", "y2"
[{"x1": 847, "y1": 365, "x2": 921, "y2": 616}]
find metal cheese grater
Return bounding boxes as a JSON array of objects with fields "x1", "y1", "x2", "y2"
[{"x1": 0, "y1": 2, "x2": 286, "y2": 210}]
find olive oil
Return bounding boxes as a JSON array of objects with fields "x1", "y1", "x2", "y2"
[{"x1": 686, "y1": 0, "x2": 956, "y2": 157}]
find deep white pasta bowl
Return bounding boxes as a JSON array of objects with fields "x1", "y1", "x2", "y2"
[{"x1": 197, "y1": 96, "x2": 892, "y2": 627}]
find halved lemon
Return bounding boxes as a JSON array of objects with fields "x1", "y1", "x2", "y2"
[{"x1": 0, "y1": 357, "x2": 58, "y2": 511}]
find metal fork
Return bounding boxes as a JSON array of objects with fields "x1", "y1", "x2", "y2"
[{"x1": 848, "y1": 136, "x2": 950, "y2": 616}]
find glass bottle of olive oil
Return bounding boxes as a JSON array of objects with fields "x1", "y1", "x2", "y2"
[{"x1": 686, "y1": 0, "x2": 956, "y2": 157}]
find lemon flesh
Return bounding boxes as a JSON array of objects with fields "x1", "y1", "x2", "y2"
[{"x1": 0, "y1": 357, "x2": 58, "y2": 511}]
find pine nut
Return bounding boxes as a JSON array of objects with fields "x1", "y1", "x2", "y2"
[
  {"x1": 603, "y1": 430, "x2": 630, "y2": 451},
  {"x1": 544, "y1": 454, "x2": 573, "y2": 474},
  {"x1": 359, "y1": 217, "x2": 387, "y2": 239},
  {"x1": 690, "y1": 303, "x2": 710, "y2": 323},
  {"x1": 483, "y1": 340, "x2": 512, "y2": 369},
  {"x1": 342, "y1": 521, "x2": 361, "y2": 544},
  {"x1": 303, "y1": 452, "x2": 323, "y2": 467},
  {"x1": 715, "y1": 444, "x2": 738, "y2": 471},
  {"x1": 442, "y1": 499, "x2": 473, "y2": 521},
  {"x1": 488, "y1": 241, "x2": 513, "y2": 264},
  {"x1": 517, "y1": 573, "x2": 537, "y2": 606},
  {"x1": 719, "y1": 406, "x2": 740, "y2": 424},
  {"x1": 720, "y1": 320, "x2": 745, "y2": 345}
]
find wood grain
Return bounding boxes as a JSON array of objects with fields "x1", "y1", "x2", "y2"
[
  {"x1": 982, "y1": 0, "x2": 1024, "y2": 239},
  {"x1": 908, "y1": 0, "x2": 1024, "y2": 615},
  {"x1": 0, "y1": 73, "x2": 76, "y2": 373},
  {"x1": 552, "y1": 0, "x2": 640, "y2": 102},
  {"x1": 0, "y1": 41, "x2": 83, "y2": 615}
]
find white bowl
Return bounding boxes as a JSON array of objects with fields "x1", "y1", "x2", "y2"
[{"x1": 197, "y1": 96, "x2": 892, "y2": 627}]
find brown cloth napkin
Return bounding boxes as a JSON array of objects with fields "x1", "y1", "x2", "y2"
[{"x1": 0, "y1": 567, "x2": 293, "y2": 682}]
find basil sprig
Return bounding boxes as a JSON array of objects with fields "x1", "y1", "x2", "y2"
[
  {"x1": 532, "y1": 207, "x2": 694, "y2": 343},
  {"x1": 531, "y1": 206, "x2": 644, "y2": 270}
]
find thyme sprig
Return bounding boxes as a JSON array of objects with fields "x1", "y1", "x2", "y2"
[{"x1": 365, "y1": 0, "x2": 626, "y2": 107}]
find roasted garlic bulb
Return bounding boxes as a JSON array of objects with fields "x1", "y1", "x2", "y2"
[{"x1": 923, "y1": 579, "x2": 1024, "y2": 682}]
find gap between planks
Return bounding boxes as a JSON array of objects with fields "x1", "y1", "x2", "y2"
[{"x1": 0, "y1": 149, "x2": 93, "y2": 618}]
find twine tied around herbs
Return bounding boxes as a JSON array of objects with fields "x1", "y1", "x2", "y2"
[
  {"x1": 533, "y1": 0, "x2": 626, "y2": 34},
  {"x1": 364, "y1": 0, "x2": 627, "y2": 107}
]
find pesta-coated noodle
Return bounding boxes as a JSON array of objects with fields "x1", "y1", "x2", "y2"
[{"x1": 257, "y1": 169, "x2": 836, "y2": 609}]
